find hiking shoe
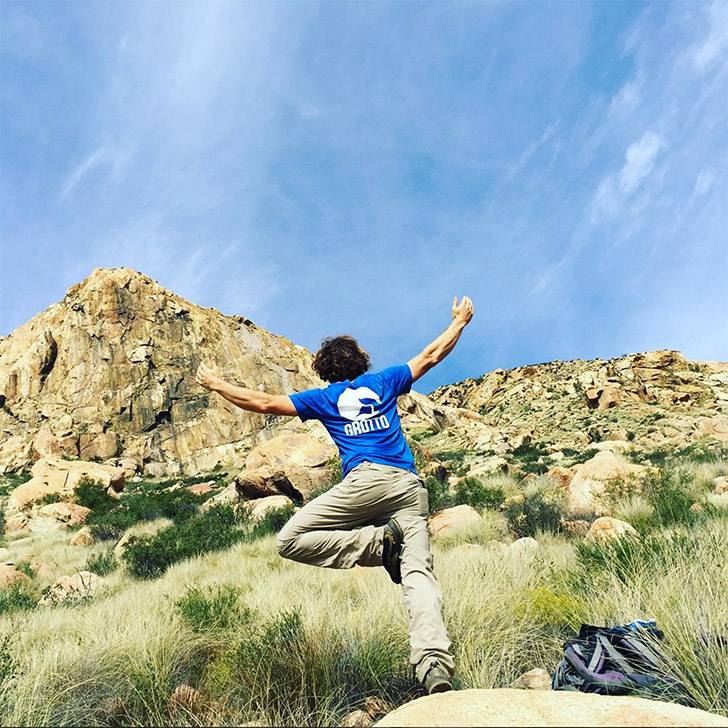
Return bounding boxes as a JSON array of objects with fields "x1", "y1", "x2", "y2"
[
  {"x1": 423, "y1": 662, "x2": 452, "y2": 695},
  {"x1": 382, "y1": 519, "x2": 404, "y2": 584}
]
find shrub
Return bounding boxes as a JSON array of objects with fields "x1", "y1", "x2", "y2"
[
  {"x1": 430, "y1": 450, "x2": 468, "y2": 476},
  {"x1": 251, "y1": 504, "x2": 297, "y2": 538},
  {"x1": 87, "y1": 478, "x2": 214, "y2": 541},
  {"x1": 423, "y1": 475, "x2": 454, "y2": 513},
  {"x1": 453, "y1": 477, "x2": 505, "y2": 511},
  {"x1": 85, "y1": 549, "x2": 118, "y2": 576},
  {"x1": 509, "y1": 441, "x2": 553, "y2": 474},
  {"x1": 175, "y1": 584, "x2": 253, "y2": 633},
  {"x1": 0, "y1": 582, "x2": 36, "y2": 616},
  {"x1": 74, "y1": 477, "x2": 115, "y2": 514},
  {"x1": 122, "y1": 505, "x2": 248, "y2": 580},
  {"x1": 504, "y1": 483, "x2": 565, "y2": 538}
]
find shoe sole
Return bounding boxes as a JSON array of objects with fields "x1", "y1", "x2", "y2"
[
  {"x1": 427, "y1": 678, "x2": 452, "y2": 694},
  {"x1": 383, "y1": 519, "x2": 404, "y2": 584}
]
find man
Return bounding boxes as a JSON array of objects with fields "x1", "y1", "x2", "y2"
[{"x1": 195, "y1": 295, "x2": 474, "y2": 694}]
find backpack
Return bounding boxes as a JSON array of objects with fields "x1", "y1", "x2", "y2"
[{"x1": 552, "y1": 620, "x2": 689, "y2": 703}]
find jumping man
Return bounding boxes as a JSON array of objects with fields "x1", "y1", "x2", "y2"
[{"x1": 195, "y1": 295, "x2": 474, "y2": 694}]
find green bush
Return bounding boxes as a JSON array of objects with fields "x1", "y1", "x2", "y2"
[
  {"x1": 175, "y1": 584, "x2": 253, "y2": 633},
  {"x1": 509, "y1": 441, "x2": 553, "y2": 474},
  {"x1": 0, "y1": 582, "x2": 36, "y2": 616},
  {"x1": 423, "y1": 475, "x2": 454, "y2": 513},
  {"x1": 430, "y1": 450, "x2": 468, "y2": 476},
  {"x1": 85, "y1": 549, "x2": 118, "y2": 576},
  {"x1": 74, "y1": 477, "x2": 115, "y2": 514},
  {"x1": 251, "y1": 504, "x2": 297, "y2": 538},
  {"x1": 503, "y1": 484, "x2": 565, "y2": 538},
  {"x1": 453, "y1": 477, "x2": 504, "y2": 511},
  {"x1": 122, "y1": 505, "x2": 248, "y2": 580},
  {"x1": 87, "y1": 478, "x2": 215, "y2": 541}
]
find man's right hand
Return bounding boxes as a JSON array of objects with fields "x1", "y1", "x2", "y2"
[{"x1": 452, "y1": 296, "x2": 474, "y2": 326}]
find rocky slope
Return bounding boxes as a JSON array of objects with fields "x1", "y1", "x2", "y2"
[
  {"x1": 422, "y1": 349, "x2": 728, "y2": 475},
  {"x1": 0, "y1": 267, "x2": 326, "y2": 477}
]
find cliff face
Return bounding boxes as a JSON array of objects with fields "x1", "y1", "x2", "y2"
[{"x1": 0, "y1": 268, "x2": 323, "y2": 476}]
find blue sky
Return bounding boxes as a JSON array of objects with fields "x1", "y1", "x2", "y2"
[{"x1": 1, "y1": 1, "x2": 727, "y2": 393}]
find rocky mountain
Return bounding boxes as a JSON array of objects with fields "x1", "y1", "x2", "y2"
[
  {"x1": 0, "y1": 268, "x2": 326, "y2": 477},
  {"x1": 1, "y1": 268, "x2": 726, "y2": 482}
]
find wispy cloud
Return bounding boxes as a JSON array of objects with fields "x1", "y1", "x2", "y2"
[
  {"x1": 60, "y1": 147, "x2": 108, "y2": 198},
  {"x1": 691, "y1": 0, "x2": 728, "y2": 73},
  {"x1": 618, "y1": 130, "x2": 664, "y2": 194}
]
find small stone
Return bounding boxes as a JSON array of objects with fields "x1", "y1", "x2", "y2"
[
  {"x1": 508, "y1": 537, "x2": 540, "y2": 556},
  {"x1": 169, "y1": 684, "x2": 204, "y2": 714},
  {"x1": 340, "y1": 709, "x2": 373, "y2": 727},
  {"x1": 713, "y1": 476, "x2": 728, "y2": 495},
  {"x1": 510, "y1": 668, "x2": 552, "y2": 690},
  {"x1": 70, "y1": 526, "x2": 95, "y2": 547}
]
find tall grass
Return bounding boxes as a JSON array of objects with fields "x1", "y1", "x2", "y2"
[{"x1": 1, "y1": 461, "x2": 727, "y2": 726}]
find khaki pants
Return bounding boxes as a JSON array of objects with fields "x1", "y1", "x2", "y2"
[{"x1": 276, "y1": 460, "x2": 454, "y2": 681}]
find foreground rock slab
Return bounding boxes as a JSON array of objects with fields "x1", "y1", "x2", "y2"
[{"x1": 373, "y1": 689, "x2": 728, "y2": 727}]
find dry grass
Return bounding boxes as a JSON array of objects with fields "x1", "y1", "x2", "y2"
[{"x1": 1, "y1": 484, "x2": 727, "y2": 725}]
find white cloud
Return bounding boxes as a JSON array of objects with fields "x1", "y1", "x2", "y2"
[
  {"x1": 693, "y1": 168, "x2": 716, "y2": 197},
  {"x1": 692, "y1": 0, "x2": 728, "y2": 73},
  {"x1": 618, "y1": 130, "x2": 664, "y2": 194},
  {"x1": 609, "y1": 73, "x2": 643, "y2": 115},
  {"x1": 60, "y1": 147, "x2": 108, "y2": 198},
  {"x1": 591, "y1": 176, "x2": 620, "y2": 222}
]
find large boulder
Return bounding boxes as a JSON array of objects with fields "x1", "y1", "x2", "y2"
[
  {"x1": 8, "y1": 456, "x2": 125, "y2": 510},
  {"x1": 0, "y1": 564, "x2": 31, "y2": 589},
  {"x1": 567, "y1": 451, "x2": 649, "y2": 516},
  {"x1": 244, "y1": 433, "x2": 337, "y2": 501},
  {"x1": 373, "y1": 688, "x2": 728, "y2": 727},
  {"x1": 39, "y1": 571, "x2": 104, "y2": 605},
  {"x1": 234, "y1": 466, "x2": 296, "y2": 501},
  {"x1": 429, "y1": 505, "x2": 482, "y2": 539},
  {"x1": 587, "y1": 516, "x2": 638, "y2": 544}
]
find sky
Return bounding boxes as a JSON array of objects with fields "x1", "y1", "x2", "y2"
[{"x1": 1, "y1": 1, "x2": 727, "y2": 393}]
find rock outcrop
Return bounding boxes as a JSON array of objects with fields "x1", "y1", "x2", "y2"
[
  {"x1": 427, "y1": 350, "x2": 728, "y2": 478},
  {"x1": 0, "y1": 267, "x2": 324, "y2": 477},
  {"x1": 373, "y1": 688, "x2": 728, "y2": 727}
]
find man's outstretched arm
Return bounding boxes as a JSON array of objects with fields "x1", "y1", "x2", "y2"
[
  {"x1": 195, "y1": 359, "x2": 297, "y2": 416},
  {"x1": 407, "y1": 296, "x2": 474, "y2": 383}
]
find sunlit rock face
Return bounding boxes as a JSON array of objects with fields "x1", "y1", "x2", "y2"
[{"x1": 0, "y1": 267, "x2": 324, "y2": 476}]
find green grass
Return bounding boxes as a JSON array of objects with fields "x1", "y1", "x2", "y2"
[
  {"x1": 503, "y1": 480, "x2": 565, "y2": 538},
  {"x1": 82, "y1": 477, "x2": 220, "y2": 542},
  {"x1": 122, "y1": 505, "x2": 249, "y2": 580}
]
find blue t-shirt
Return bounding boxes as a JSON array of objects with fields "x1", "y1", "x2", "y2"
[{"x1": 289, "y1": 364, "x2": 417, "y2": 478}]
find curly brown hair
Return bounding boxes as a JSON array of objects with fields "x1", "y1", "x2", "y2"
[{"x1": 312, "y1": 335, "x2": 371, "y2": 383}]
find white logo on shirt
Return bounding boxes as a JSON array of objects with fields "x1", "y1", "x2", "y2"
[{"x1": 336, "y1": 387, "x2": 382, "y2": 421}]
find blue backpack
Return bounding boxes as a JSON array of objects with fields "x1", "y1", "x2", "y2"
[{"x1": 552, "y1": 620, "x2": 689, "y2": 703}]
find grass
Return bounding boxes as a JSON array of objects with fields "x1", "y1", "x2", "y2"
[{"x1": 1, "y1": 459, "x2": 727, "y2": 725}]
